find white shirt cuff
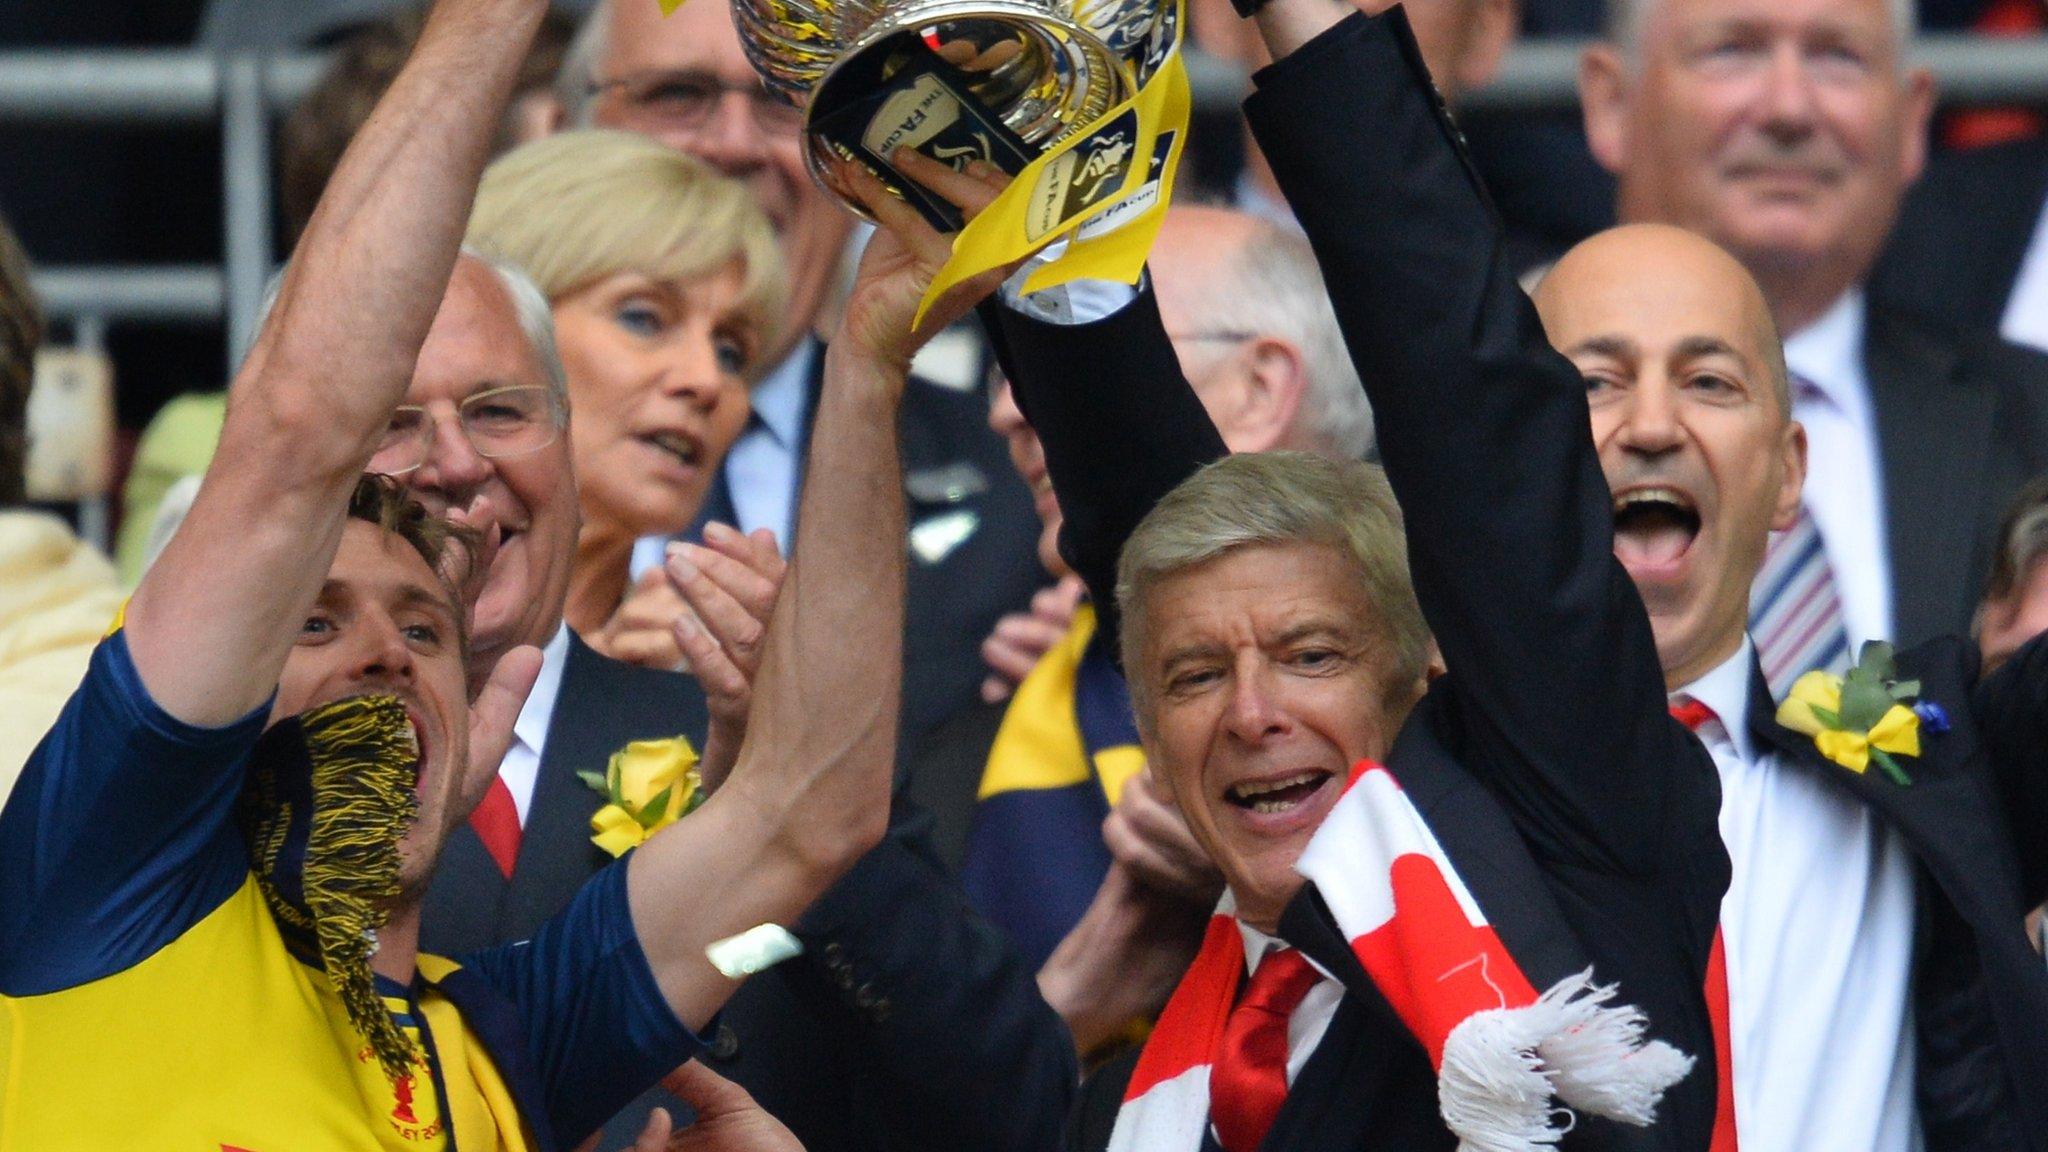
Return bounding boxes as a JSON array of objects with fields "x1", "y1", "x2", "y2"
[{"x1": 998, "y1": 237, "x2": 1143, "y2": 326}]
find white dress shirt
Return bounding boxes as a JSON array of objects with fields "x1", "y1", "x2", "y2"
[
  {"x1": 1677, "y1": 636, "x2": 1920, "y2": 1152},
  {"x1": 2002, "y1": 192, "x2": 2048, "y2": 355},
  {"x1": 496, "y1": 624, "x2": 571, "y2": 827},
  {"x1": 723, "y1": 341, "x2": 813, "y2": 551},
  {"x1": 1782, "y1": 289, "x2": 1894, "y2": 648},
  {"x1": 1235, "y1": 920, "x2": 1344, "y2": 1089}
]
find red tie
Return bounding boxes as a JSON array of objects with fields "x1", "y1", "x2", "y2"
[
  {"x1": 468, "y1": 776, "x2": 522, "y2": 879},
  {"x1": 1210, "y1": 948, "x2": 1320, "y2": 1152},
  {"x1": 1671, "y1": 699, "x2": 1739, "y2": 1152}
]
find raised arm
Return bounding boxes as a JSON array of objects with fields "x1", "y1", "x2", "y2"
[
  {"x1": 984, "y1": 285, "x2": 1226, "y2": 651},
  {"x1": 621, "y1": 163, "x2": 1016, "y2": 1030},
  {"x1": 1240, "y1": 5, "x2": 1686, "y2": 871},
  {"x1": 123, "y1": 0, "x2": 547, "y2": 726}
]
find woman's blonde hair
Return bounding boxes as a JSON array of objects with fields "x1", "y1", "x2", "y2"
[{"x1": 466, "y1": 129, "x2": 787, "y2": 362}]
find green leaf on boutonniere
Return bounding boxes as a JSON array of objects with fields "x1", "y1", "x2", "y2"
[
  {"x1": 1839, "y1": 675, "x2": 1896, "y2": 732},
  {"x1": 638, "y1": 784, "x2": 674, "y2": 829},
  {"x1": 1887, "y1": 680, "x2": 1921, "y2": 700},
  {"x1": 577, "y1": 770, "x2": 609, "y2": 794},
  {"x1": 1856, "y1": 641, "x2": 1897, "y2": 677}
]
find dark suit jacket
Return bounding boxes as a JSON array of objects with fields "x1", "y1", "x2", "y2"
[
  {"x1": 993, "y1": 12, "x2": 1728, "y2": 1149},
  {"x1": 1736, "y1": 632, "x2": 2048, "y2": 1150},
  {"x1": 903, "y1": 696, "x2": 1004, "y2": 873},
  {"x1": 692, "y1": 339, "x2": 1046, "y2": 756},
  {"x1": 423, "y1": 633, "x2": 709, "y2": 950},
  {"x1": 421, "y1": 633, "x2": 1076, "y2": 1152},
  {"x1": 1872, "y1": 137, "x2": 2048, "y2": 337},
  {"x1": 1863, "y1": 302, "x2": 2048, "y2": 648}
]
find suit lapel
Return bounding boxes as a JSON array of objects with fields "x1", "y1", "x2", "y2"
[
  {"x1": 499, "y1": 635, "x2": 616, "y2": 938},
  {"x1": 498, "y1": 634, "x2": 712, "y2": 938},
  {"x1": 1274, "y1": 712, "x2": 1604, "y2": 1017},
  {"x1": 1383, "y1": 712, "x2": 1596, "y2": 988},
  {"x1": 1743, "y1": 651, "x2": 2006, "y2": 909},
  {"x1": 1866, "y1": 308, "x2": 1997, "y2": 646},
  {"x1": 1257, "y1": 995, "x2": 1416, "y2": 1152},
  {"x1": 420, "y1": 815, "x2": 515, "y2": 957}
]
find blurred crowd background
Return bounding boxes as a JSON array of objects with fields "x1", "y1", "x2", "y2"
[{"x1": 3, "y1": 0, "x2": 2041, "y2": 559}]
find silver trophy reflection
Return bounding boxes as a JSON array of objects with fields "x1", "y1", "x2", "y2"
[{"x1": 733, "y1": 0, "x2": 1175, "y2": 226}]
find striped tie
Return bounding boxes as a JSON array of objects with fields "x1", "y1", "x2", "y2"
[
  {"x1": 1750, "y1": 372, "x2": 1852, "y2": 699},
  {"x1": 1749, "y1": 499, "x2": 1851, "y2": 701}
]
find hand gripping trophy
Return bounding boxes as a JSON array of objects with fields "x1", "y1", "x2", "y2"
[{"x1": 709, "y1": 0, "x2": 1192, "y2": 317}]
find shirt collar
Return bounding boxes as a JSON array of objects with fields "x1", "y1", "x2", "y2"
[
  {"x1": 512, "y1": 623, "x2": 573, "y2": 758},
  {"x1": 751, "y1": 339, "x2": 817, "y2": 450},
  {"x1": 1674, "y1": 633, "x2": 1757, "y2": 763},
  {"x1": 1781, "y1": 287, "x2": 1867, "y2": 412},
  {"x1": 1237, "y1": 913, "x2": 1334, "y2": 982}
]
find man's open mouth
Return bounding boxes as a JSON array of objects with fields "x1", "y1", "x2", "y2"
[
  {"x1": 1224, "y1": 770, "x2": 1335, "y2": 816},
  {"x1": 404, "y1": 710, "x2": 428, "y2": 793},
  {"x1": 1613, "y1": 486, "x2": 1701, "y2": 574}
]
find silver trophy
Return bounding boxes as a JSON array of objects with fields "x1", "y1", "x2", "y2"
[{"x1": 733, "y1": 0, "x2": 1175, "y2": 225}]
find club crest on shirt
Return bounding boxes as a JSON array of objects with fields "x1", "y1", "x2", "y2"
[{"x1": 357, "y1": 1042, "x2": 444, "y2": 1142}]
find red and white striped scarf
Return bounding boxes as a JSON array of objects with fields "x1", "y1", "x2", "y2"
[{"x1": 1107, "y1": 763, "x2": 1694, "y2": 1152}]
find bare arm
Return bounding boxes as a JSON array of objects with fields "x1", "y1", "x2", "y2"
[
  {"x1": 124, "y1": 0, "x2": 547, "y2": 726},
  {"x1": 625, "y1": 159, "x2": 1016, "y2": 1029}
]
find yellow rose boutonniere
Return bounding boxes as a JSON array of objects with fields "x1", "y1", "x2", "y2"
[
  {"x1": 1775, "y1": 642, "x2": 1923, "y2": 786},
  {"x1": 579, "y1": 736, "x2": 705, "y2": 858}
]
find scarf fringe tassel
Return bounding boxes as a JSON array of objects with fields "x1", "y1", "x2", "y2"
[{"x1": 1439, "y1": 968, "x2": 1696, "y2": 1152}]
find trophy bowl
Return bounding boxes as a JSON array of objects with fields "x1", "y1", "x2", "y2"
[{"x1": 734, "y1": 0, "x2": 1173, "y2": 225}]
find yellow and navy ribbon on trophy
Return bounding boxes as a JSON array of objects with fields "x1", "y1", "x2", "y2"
[
  {"x1": 654, "y1": 0, "x2": 1193, "y2": 321},
  {"x1": 958, "y1": 603, "x2": 1146, "y2": 969},
  {"x1": 915, "y1": 0, "x2": 1192, "y2": 322}
]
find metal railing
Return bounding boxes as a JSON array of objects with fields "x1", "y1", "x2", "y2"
[{"x1": 6, "y1": 36, "x2": 2048, "y2": 351}]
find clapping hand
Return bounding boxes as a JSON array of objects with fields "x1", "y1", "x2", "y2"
[
  {"x1": 980, "y1": 575, "x2": 1087, "y2": 703},
  {"x1": 1102, "y1": 769, "x2": 1224, "y2": 906},
  {"x1": 665, "y1": 524, "x2": 788, "y2": 794}
]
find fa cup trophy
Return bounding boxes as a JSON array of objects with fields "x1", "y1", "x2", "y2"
[{"x1": 731, "y1": 0, "x2": 1188, "y2": 249}]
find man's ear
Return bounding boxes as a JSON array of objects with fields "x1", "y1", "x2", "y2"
[
  {"x1": 1773, "y1": 419, "x2": 1810, "y2": 533},
  {"x1": 1896, "y1": 67, "x2": 1937, "y2": 189},
  {"x1": 1452, "y1": 0, "x2": 1521, "y2": 95},
  {"x1": 1222, "y1": 338, "x2": 1308, "y2": 454},
  {"x1": 1579, "y1": 44, "x2": 1633, "y2": 176}
]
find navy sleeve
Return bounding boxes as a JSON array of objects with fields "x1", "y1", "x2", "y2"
[
  {"x1": 459, "y1": 857, "x2": 703, "y2": 1149},
  {"x1": 0, "y1": 632, "x2": 267, "y2": 994}
]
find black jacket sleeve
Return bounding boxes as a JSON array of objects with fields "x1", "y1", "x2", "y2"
[
  {"x1": 980, "y1": 291, "x2": 1228, "y2": 656},
  {"x1": 1971, "y1": 628, "x2": 2048, "y2": 904},
  {"x1": 784, "y1": 790, "x2": 1080, "y2": 1152},
  {"x1": 1242, "y1": 10, "x2": 1710, "y2": 876}
]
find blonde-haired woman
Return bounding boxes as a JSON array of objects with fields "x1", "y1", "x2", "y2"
[{"x1": 467, "y1": 129, "x2": 787, "y2": 667}]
